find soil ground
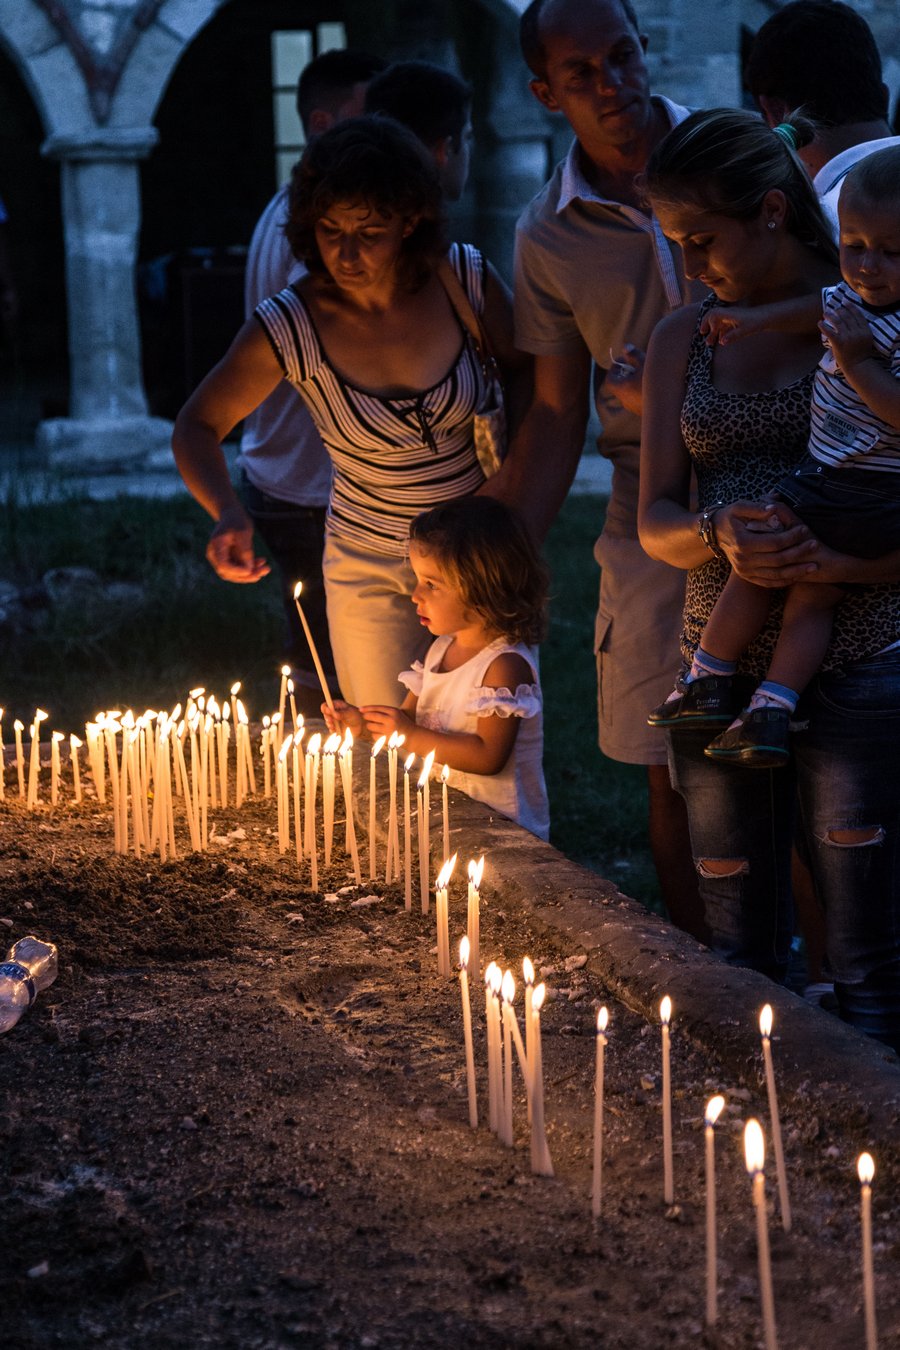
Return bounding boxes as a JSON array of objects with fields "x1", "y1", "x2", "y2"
[{"x1": 1, "y1": 763, "x2": 899, "y2": 1350}]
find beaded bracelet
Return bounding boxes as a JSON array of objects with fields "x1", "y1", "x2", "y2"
[{"x1": 697, "y1": 503, "x2": 727, "y2": 561}]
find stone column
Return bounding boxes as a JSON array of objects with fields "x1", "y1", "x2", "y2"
[{"x1": 37, "y1": 127, "x2": 173, "y2": 471}]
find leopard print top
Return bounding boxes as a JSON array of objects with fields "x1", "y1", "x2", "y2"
[{"x1": 680, "y1": 297, "x2": 900, "y2": 677}]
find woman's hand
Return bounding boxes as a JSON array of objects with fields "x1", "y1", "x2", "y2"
[
  {"x1": 715, "y1": 500, "x2": 818, "y2": 587},
  {"x1": 699, "y1": 306, "x2": 766, "y2": 347},
  {"x1": 206, "y1": 505, "x2": 270, "y2": 583},
  {"x1": 606, "y1": 344, "x2": 645, "y2": 415},
  {"x1": 323, "y1": 700, "x2": 366, "y2": 739},
  {"x1": 360, "y1": 705, "x2": 416, "y2": 741}
]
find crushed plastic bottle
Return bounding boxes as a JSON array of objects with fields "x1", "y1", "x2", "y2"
[{"x1": 0, "y1": 936, "x2": 58, "y2": 1033}]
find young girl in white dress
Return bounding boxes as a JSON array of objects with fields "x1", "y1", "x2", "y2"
[{"x1": 325, "y1": 497, "x2": 550, "y2": 839}]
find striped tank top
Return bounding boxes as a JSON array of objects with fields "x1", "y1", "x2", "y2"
[{"x1": 254, "y1": 242, "x2": 489, "y2": 557}]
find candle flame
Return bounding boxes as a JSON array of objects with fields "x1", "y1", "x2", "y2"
[
  {"x1": 341, "y1": 729, "x2": 353, "y2": 752},
  {"x1": 533, "y1": 982, "x2": 546, "y2": 1013},
  {"x1": 744, "y1": 1118, "x2": 765, "y2": 1175},
  {"x1": 14, "y1": 719, "x2": 23, "y2": 732},
  {"x1": 468, "y1": 855, "x2": 485, "y2": 888},
  {"x1": 441, "y1": 763, "x2": 450, "y2": 783},
  {"x1": 459, "y1": 935, "x2": 470, "y2": 969},
  {"x1": 371, "y1": 735, "x2": 386, "y2": 758},
  {"x1": 294, "y1": 729, "x2": 305, "y2": 748},
  {"x1": 230, "y1": 681, "x2": 241, "y2": 696},
  {"x1": 70, "y1": 734, "x2": 82, "y2": 748},
  {"x1": 287, "y1": 678, "x2": 294, "y2": 694},
  {"x1": 278, "y1": 738, "x2": 291, "y2": 762},
  {"x1": 597, "y1": 1006, "x2": 609, "y2": 1033},
  {"x1": 705, "y1": 1094, "x2": 725, "y2": 1127},
  {"x1": 436, "y1": 853, "x2": 458, "y2": 890},
  {"x1": 660, "y1": 995, "x2": 672, "y2": 1025},
  {"x1": 272, "y1": 712, "x2": 282, "y2": 726},
  {"x1": 324, "y1": 732, "x2": 341, "y2": 753},
  {"x1": 423, "y1": 749, "x2": 435, "y2": 776},
  {"x1": 759, "y1": 1003, "x2": 773, "y2": 1039},
  {"x1": 52, "y1": 731, "x2": 64, "y2": 743},
  {"x1": 262, "y1": 715, "x2": 271, "y2": 729},
  {"x1": 858, "y1": 1152, "x2": 875, "y2": 1185},
  {"x1": 523, "y1": 956, "x2": 535, "y2": 986},
  {"x1": 501, "y1": 969, "x2": 516, "y2": 1004},
  {"x1": 292, "y1": 583, "x2": 302, "y2": 601},
  {"x1": 404, "y1": 752, "x2": 415, "y2": 773},
  {"x1": 489, "y1": 964, "x2": 503, "y2": 996},
  {"x1": 307, "y1": 732, "x2": 322, "y2": 755},
  {"x1": 281, "y1": 664, "x2": 291, "y2": 676},
  {"x1": 388, "y1": 731, "x2": 401, "y2": 749},
  {"x1": 484, "y1": 960, "x2": 498, "y2": 988},
  {"x1": 237, "y1": 701, "x2": 248, "y2": 725},
  {"x1": 189, "y1": 687, "x2": 204, "y2": 699}
]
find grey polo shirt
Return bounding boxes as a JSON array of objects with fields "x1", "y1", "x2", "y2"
[{"x1": 514, "y1": 96, "x2": 700, "y2": 532}]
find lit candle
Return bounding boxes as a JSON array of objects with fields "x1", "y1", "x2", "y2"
[
  {"x1": 591, "y1": 1006, "x2": 609, "y2": 1219},
  {"x1": 368, "y1": 735, "x2": 386, "y2": 880},
  {"x1": 441, "y1": 763, "x2": 450, "y2": 860},
  {"x1": 50, "y1": 731, "x2": 64, "y2": 806},
  {"x1": 322, "y1": 731, "x2": 338, "y2": 865},
  {"x1": 530, "y1": 982, "x2": 553, "y2": 1177},
  {"x1": 858, "y1": 1152, "x2": 877, "y2": 1350},
  {"x1": 705, "y1": 1094, "x2": 725, "y2": 1327},
  {"x1": 385, "y1": 732, "x2": 403, "y2": 882},
  {"x1": 292, "y1": 582, "x2": 335, "y2": 713},
  {"x1": 434, "y1": 854, "x2": 457, "y2": 978},
  {"x1": 486, "y1": 962, "x2": 503, "y2": 1135},
  {"x1": 304, "y1": 732, "x2": 321, "y2": 892},
  {"x1": 500, "y1": 969, "x2": 514, "y2": 1147},
  {"x1": 14, "y1": 719, "x2": 25, "y2": 798},
  {"x1": 236, "y1": 698, "x2": 256, "y2": 797},
  {"x1": 26, "y1": 709, "x2": 48, "y2": 810},
  {"x1": 69, "y1": 734, "x2": 82, "y2": 803},
  {"x1": 261, "y1": 715, "x2": 272, "y2": 799},
  {"x1": 502, "y1": 968, "x2": 531, "y2": 1089},
  {"x1": 458, "y1": 936, "x2": 478, "y2": 1129},
  {"x1": 759, "y1": 1004, "x2": 791, "y2": 1233},
  {"x1": 467, "y1": 856, "x2": 484, "y2": 980},
  {"x1": 660, "y1": 995, "x2": 673, "y2": 1206},
  {"x1": 277, "y1": 664, "x2": 290, "y2": 751},
  {"x1": 287, "y1": 679, "x2": 299, "y2": 738},
  {"x1": 418, "y1": 749, "x2": 435, "y2": 913},
  {"x1": 523, "y1": 955, "x2": 534, "y2": 1122},
  {"x1": 403, "y1": 753, "x2": 414, "y2": 910},
  {"x1": 277, "y1": 737, "x2": 290, "y2": 853},
  {"x1": 744, "y1": 1119, "x2": 778, "y2": 1350},
  {"x1": 296, "y1": 734, "x2": 307, "y2": 858},
  {"x1": 337, "y1": 730, "x2": 362, "y2": 884}
]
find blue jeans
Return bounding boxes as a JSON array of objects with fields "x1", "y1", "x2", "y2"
[
  {"x1": 241, "y1": 476, "x2": 337, "y2": 690},
  {"x1": 669, "y1": 653, "x2": 900, "y2": 1053},
  {"x1": 794, "y1": 651, "x2": 900, "y2": 1052},
  {"x1": 667, "y1": 711, "x2": 796, "y2": 983}
]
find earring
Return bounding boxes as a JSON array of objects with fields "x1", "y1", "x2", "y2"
[{"x1": 767, "y1": 221, "x2": 777, "y2": 230}]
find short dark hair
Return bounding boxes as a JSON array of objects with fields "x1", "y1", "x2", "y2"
[
  {"x1": 745, "y1": 1, "x2": 887, "y2": 128},
  {"x1": 841, "y1": 146, "x2": 900, "y2": 211},
  {"x1": 285, "y1": 116, "x2": 447, "y2": 291},
  {"x1": 409, "y1": 498, "x2": 548, "y2": 647},
  {"x1": 520, "y1": 0, "x2": 640, "y2": 80},
  {"x1": 365, "y1": 62, "x2": 471, "y2": 150},
  {"x1": 644, "y1": 108, "x2": 837, "y2": 266},
  {"x1": 296, "y1": 49, "x2": 387, "y2": 134}
]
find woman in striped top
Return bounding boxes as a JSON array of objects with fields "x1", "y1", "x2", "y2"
[{"x1": 173, "y1": 117, "x2": 529, "y2": 705}]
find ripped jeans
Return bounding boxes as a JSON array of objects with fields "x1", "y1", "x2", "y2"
[{"x1": 668, "y1": 650, "x2": 900, "y2": 1052}]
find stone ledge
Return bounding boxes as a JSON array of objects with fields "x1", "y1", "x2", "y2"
[{"x1": 441, "y1": 788, "x2": 900, "y2": 1151}]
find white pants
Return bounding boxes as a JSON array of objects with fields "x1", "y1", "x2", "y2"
[{"x1": 323, "y1": 531, "x2": 431, "y2": 707}]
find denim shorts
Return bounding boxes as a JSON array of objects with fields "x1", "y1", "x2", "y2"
[{"x1": 774, "y1": 455, "x2": 900, "y2": 559}]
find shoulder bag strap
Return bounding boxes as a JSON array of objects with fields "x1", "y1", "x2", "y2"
[{"x1": 437, "y1": 256, "x2": 500, "y2": 382}]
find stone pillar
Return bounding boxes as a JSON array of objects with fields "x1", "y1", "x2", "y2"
[{"x1": 37, "y1": 127, "x2": 172, "y2": 471}]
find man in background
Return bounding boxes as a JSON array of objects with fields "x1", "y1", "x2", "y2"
[
  {"x1": 238, "y1": 49, "x2": 386, "y2": 715},
  {"x1": 745, "y1": 0, "x2": 900, "y2": 233},
  {"x1": 365, "y1": 61, "x2": 473, "y2": 203},
  {"x1": 498, "y1": 0, "x2": 706, "y2": 939}
]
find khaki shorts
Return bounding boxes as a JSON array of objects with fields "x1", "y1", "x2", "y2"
[{"x1": 593, "y1": 531, "x2": 685, "y2": 765}]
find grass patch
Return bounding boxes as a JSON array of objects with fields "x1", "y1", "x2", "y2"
[{"x1": 0, "y1": 483, "x2": 657, "y2": 908}]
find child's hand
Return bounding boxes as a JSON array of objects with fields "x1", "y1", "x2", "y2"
[
  {"x1": 699, "y1": 306, "x2": 763, "y2": 347},
  {"x1": 360, "y1": 705, "x2": 416, "y2": 741},
  {"x1": 605, "y1": 344, "x2": 645, "y2": 415},
  {"x1": 323, "y1": 699, "x2": 365, "y2": 738},
  {"x1": 819, "y1": 297, "x2": 874, "y2": 372}
]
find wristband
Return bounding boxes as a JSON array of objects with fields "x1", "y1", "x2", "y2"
[{"x1": 697, "y1": 503, "x2": 727, "y2": 561}]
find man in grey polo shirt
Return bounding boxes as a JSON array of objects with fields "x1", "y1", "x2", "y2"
[{"x1": 502, "y1": 0, "x2": 705, "y2": 937}]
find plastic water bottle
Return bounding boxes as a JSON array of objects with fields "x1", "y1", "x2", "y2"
[{"x1": 0, "y1": 935, "x2": 58, "y2": 1033}]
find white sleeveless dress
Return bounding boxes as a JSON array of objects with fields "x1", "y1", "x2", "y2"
[{"x1": 400, "y1": 636, "x2": 549, "y2": 840}]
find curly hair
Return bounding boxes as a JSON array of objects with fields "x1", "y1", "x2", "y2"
[
  {"x1": 643, "y1": 108, "x2": 837, "y2": 265},
  {"x1": 409, "y1": 498, "x2": 548, "y2": 647},
  {"x1": 285, "y1": 116, "x2": 447, "y2": 291}
]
